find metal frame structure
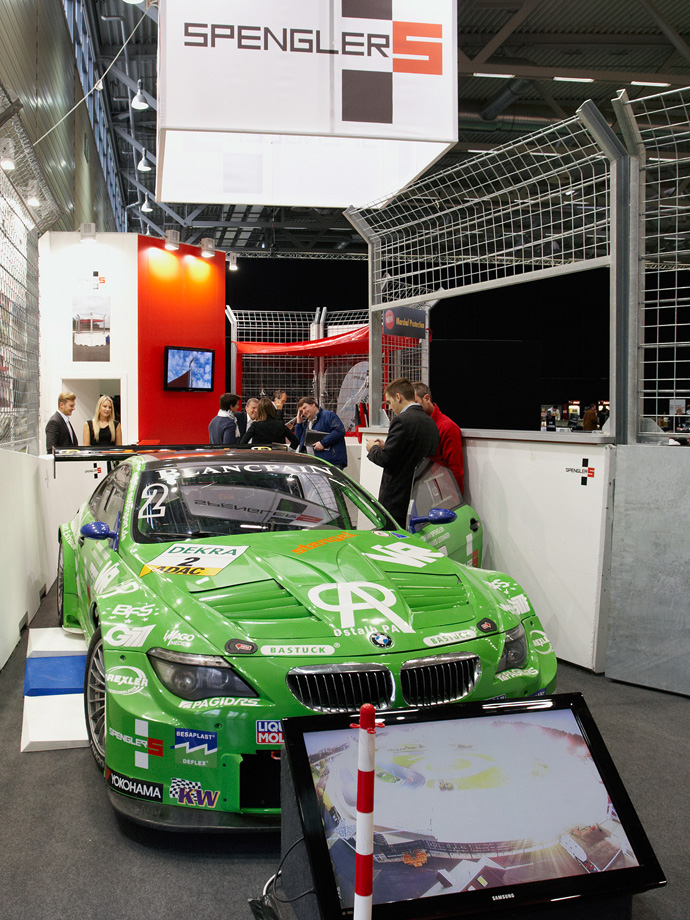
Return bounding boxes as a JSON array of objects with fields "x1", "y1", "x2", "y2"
[{"x1": 347, "y1": 101, "x2": 640, "y2": 435}]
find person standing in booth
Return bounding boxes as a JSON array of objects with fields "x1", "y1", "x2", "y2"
[
  {"x1": 239, "y1": 397, "x2": 299, "y2": 448},
  {"x1": 294, "y1": 396, "x2": 348, "y2": 469},
  {"x1": 412, "y1": 381, "x2": 464, "y2": 495},
  {"x1": 45, "y1": 391, "x2": 79, "y2": 452},
  {"x1": 208, "y1": 393, "x2": 239, "y2": 445},
  {"x1": 366, "y1": 377, "x2": 439, "y2": 526},
  {"x1": 83, "y1": 395, "x2": 122, "y2": 446}
]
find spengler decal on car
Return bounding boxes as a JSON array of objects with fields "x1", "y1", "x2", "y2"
[
  {"x1": 308, "y1": 581, "x2": 414, "y2": 633},
  {"x1": 139, "y1": 543, "x2": 248, "y2": 577}
]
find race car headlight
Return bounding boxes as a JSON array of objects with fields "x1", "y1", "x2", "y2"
[
  {"x1": 496, "y1": 623, "x2": 528, "y2": 673},
  {"x1": 147, "y1": 649, "x2": 258, "y2": 701}
]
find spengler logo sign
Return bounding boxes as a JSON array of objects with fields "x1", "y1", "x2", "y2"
[{"x1": 160, "y1": 0, "x2": 456, "y2": 141}]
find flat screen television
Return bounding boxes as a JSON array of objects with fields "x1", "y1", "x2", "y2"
[
  {"x1": 282, "y1": 694, "x2": 665, "y2": 919},
  {"x1": 163, "y1": 345, "x2": 215, "y2": 392}
]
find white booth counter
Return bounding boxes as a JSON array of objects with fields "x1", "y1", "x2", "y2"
[{"x1": 359, "y1": 426, "x2": 615, "y2": 673}]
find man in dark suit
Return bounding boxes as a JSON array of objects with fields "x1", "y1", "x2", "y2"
[
  {"x1": 45, "y1": 391, "x2": 79, "y2": 452},
  {"x1": 366, "y1": 378, "x2": 440, "y2": 526},
  {"x1": 272, "y1": 389, "x2": 287, "y2": 421},
  {"x1": 235, "y1": 397, "x2": 259, "y2": 439}
]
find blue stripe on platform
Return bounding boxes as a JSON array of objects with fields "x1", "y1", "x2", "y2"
[{"x1": 24, "y1": 655, "x2": 87, "y2": 696}]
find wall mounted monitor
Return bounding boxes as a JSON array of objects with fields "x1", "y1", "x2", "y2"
[
  {"x1": 163, "y1": 346, "x2": 215, "y2": 392},
  {"x1": 282, "y1": 694, "x2": 665, "y2": 920}
]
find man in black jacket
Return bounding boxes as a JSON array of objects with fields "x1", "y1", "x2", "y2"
[
  {"x1": 208, "y1": 393, "x2": 239, "y2": 445},
  {"x1": 366, "y1": 378, "x2": 439, "y2": 526},
  {"x1": 45, "y1": 392, "x2": 79, "y2": 452}
]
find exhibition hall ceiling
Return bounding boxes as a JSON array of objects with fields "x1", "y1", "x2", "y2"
[{"x1": 87, "y1": 0, "x2": 690, "y2": 259}]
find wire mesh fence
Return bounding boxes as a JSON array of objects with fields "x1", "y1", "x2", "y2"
[
  {"x1": 347, "y1": 115, "x2": 612, "y2": 308},
  {"x1": 616, "y1": 87, "x2": 690, "y2": 435}
]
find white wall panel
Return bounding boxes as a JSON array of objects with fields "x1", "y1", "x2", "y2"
[{"x1": 463, "y1": 431, "x2": 614, "y2": 671}]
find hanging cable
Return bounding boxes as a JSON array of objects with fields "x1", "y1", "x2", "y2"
[{"x1": 34, "y1": 9, "x2": 149, "y2": 147}]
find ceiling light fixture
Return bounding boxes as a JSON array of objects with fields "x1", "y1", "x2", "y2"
[
  {"x1": 79, "y1": 222, "x2": 97, "y2": 243},
  {"x1": 631, "y1": 81, "x2": 671, "y2": 88},
  {"x1": 472, "y1": 72, "x2": 515, "y2": 79},
  {"x1": 0, "y1": 138, "x2": 15, "y2": 171},
  {"x1": 201, "y1": 238, "x2": 215, "y2": 258},
  {"x1": 553, "y1": 76, "x2": 594, "y2": 83},
  {"x1": 26, "y1": 188, "x2": 40, "y2": 207},
  {"x1": 131, "y1": 78, "x2": 149, "y2": 111},
  {"x1": 227, "y1": 252, "x2": 238, "y2": 271},
  {"x1": 137, "y1": 149, "x2": 152, "y2": 172},
  {"x1": 164, "y1": 229, "x2": 180, "y2": 251},
  {"x1": 141, "y1": 194, "x2": 153, "y2": 212}
]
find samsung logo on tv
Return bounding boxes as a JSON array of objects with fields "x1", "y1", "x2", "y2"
[{"x1": 491, "y1": 893, "x2": 515, "y2": 901}]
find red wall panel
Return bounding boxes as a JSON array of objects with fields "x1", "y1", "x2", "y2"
[{"x1": 138, "y1": 237, "x2": 226, "y2": 444}]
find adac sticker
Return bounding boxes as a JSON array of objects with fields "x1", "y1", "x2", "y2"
[{"x1": 140, "y1": 543, "x2": 248, "y2": 577}]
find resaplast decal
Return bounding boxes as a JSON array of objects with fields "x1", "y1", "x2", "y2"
[{"x1": 173, "y1": 729, "x2": 218, "y2": 767}]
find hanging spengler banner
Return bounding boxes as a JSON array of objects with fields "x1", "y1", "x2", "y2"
[{"x1": 157, "y1": 0, "x2": 457, "y2": 208}]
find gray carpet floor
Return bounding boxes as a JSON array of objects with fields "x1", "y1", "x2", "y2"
[{"x1": 0, "y1": 586, "x2": 685, "y2": 920}]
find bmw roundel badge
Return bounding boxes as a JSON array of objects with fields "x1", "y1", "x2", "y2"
[{"x1": 370, "y1": 633, "x2": 393, "y2": 649}]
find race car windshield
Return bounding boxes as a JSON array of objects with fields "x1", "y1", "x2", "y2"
[{"x1": 132, "y1": 462, "x2": 394, "y2": 542}]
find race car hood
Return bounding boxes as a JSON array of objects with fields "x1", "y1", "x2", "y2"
[{"x1": 124, "y1": 531, "x2": 483, "y2": 653}]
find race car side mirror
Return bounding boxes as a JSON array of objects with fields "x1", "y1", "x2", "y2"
[
  {"x1": 408, "y1": 507, "x2": 457, "y2": 533},
  {"x1": 80, "y1": 521, "x2": 117, "y2": 542}
]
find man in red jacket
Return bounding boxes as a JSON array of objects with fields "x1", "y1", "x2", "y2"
[{"x1": 413, "y1": 382, "x2": 464, "y2": 495}]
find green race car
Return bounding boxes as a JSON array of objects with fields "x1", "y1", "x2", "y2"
[{"x1": 57, "y1": 449, "x2": 556, "y2": 830}]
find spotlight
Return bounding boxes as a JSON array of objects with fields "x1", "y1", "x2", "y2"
[
  {"x1": 131, "y1": 79, "x2": 149, "y2": 111},
  {"x1": 26, "y1": 186, "x2": 40, "y2": 207},
  {"x1": 80, "y1": 222, "x2": 97, "y2": 243},
  {"x1": 165, "y1": 229, "x2": 180, "y2": 251},
  {"x1": 201, "y1": 238, "x2": 215, "y2": 258},
  {"x1": 227, "y1": 252, "x2": 238, "y2": 271},
  {"x1": 141, "y1": 195, "x2": 153, "y2": 213},
  {"x1": 137, "y1": 149, "x2": 152, "y2": 172}
]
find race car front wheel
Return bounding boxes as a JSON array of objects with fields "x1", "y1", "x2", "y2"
[
  {"x1": 56, "y1": 541, "x2": 64, "y2": 627},
  {"x1": 84, "y1": 627, "x2": 106, "y2": 771}
]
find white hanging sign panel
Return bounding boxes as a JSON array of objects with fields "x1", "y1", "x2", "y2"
[{"x1": 157, "y1": 0, "x2": 457, "y2": 207}]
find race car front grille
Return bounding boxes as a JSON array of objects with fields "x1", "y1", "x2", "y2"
[
  {"x1": 401, "y1": 653, "x2": 481, "y2": 706},
  {"x1": 286, "y1": 663, "x2": 395, "y2": 713}
]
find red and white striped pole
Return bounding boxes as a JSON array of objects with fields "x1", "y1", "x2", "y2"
[{"x1": 353, "y1": 702, "x2": 377, "y2": 920}]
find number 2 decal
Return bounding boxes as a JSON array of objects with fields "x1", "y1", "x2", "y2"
[{"x1": 138, "y1": 483, "x2": 169, "y2": 519}]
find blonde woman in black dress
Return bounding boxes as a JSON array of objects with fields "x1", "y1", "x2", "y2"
[{"x1": 83, "y1": 395, "x2": 122, "y2": 445}]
